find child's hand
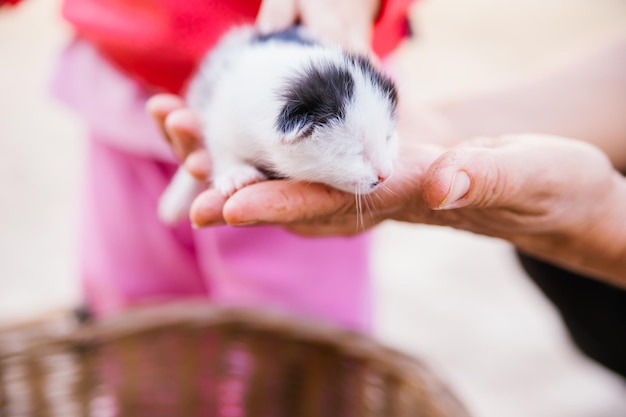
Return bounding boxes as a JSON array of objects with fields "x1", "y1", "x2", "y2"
[
  {"x1": 256, "y1": 0, "x2": 380, "y2": 53},
  {"x1": 147, "y1": 93, "x2": 230, "y2": 225},
  {"x1": 146, "y1": 94, "x2": 213, "y2": 183}
]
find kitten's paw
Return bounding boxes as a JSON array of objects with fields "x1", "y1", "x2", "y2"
[{"x1": 213, "y1": 166, "x2": 267, "y2": 196}]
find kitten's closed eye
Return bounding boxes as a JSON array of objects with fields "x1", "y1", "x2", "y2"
[{"x1": 277, "y1": 60, "x2": 355, "y2": 143}]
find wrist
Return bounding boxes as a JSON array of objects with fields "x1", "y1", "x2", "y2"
[{"x1": 518, "y1": 172, "x2": 626, "y2": 288}]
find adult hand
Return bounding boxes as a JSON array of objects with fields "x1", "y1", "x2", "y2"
[
  {"x1": 191, "y1": 140, "x2": 442, "y2": 235},
  {"x1": 191, "y1": 134, "x2": 616, "y2": 234},
  {"x1": 190, "y1": 133, "x2": 626, "y2": 284},
  {"x1": 419, "y1": 134, "x2": 626, "y2": 286},
  {"x1": 256, "y1": 0, "x2": 380, "y2": 53}
]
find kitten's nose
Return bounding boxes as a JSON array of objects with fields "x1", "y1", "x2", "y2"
[{"x1": 370, "y1": 175, "x2": 386, "y2": 188}]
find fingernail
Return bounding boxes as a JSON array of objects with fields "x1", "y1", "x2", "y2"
[
  {"x1": 192, "y1": 220, "x2": 226, "y2": 229},
  {"x1": 438, "y1": 171, "x2": 471, "y2": 209},
  {"x1": 229, "y1": 220, "x2": 258, "y2": 227}
]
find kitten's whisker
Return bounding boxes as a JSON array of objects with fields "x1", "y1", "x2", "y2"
[
  {"x1": 379, "y1": 184, "x2": 399, "y2": 198},
  {"x1": 364, "y1": 194, "x2": 375, "y2": 222},
  {"x1": 356, "y1": 188, "x2": 365, "y2": 231},
  {"x1": 371, "y1": 190, "x2": 385, "y2": 205}
]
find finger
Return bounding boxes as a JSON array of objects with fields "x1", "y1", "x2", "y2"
[
  {"x1": 146, "y1": 94, "x2": 185, "y2": 143},
  {"x1": 299, "y1": 0, "x2": 376, "y2": 53},
  {"x1": 421, "y1": 135, "x2": 565, "y2": 211},
  {"x1": 189, "y1": 188, "x2": 228, "y2": 227},
  {"x1": 221, "y1": 180, "x2": 355, "y2": 225},
  {"x1": 422, "y1": 142, "x2": 518, "y2": 211},
  {"x1": 256, "y1": 0, "x2": 298, "y2": 34},
  {"x1": 184, "y1": 149, "x2": 213, "y2": 181},
  {"x1": 218, "y1": 141, "x2": 442, "y2": 227},
  {"x1": 284, "y1": 222, "x2": 369, "y2": 237},
  {"x1": 164, "y1": 108, "x2": 204, "y2": 161}
]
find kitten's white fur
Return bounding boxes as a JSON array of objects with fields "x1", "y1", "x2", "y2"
[{"x1": 158, "y1": 26, "x2": 398, "y2": 225}]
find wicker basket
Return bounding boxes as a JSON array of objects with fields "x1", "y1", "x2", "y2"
[{"x1": 0, "y1": 302, "x2": 471, "y2": 417}]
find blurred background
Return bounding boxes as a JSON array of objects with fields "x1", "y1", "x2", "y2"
[{"x1": 1, "y1": 0, "x2": 625, "y2": 416}]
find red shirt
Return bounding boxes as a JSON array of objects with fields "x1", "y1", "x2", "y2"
[{"x1": 57, "y1": 0, "x2": 414, "y2": 93}]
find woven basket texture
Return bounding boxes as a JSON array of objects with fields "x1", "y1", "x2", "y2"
[{"x1": 0, "y1": 303, "x2": 471, "y2": 417}]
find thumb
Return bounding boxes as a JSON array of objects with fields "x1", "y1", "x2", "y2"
[{"x1": 421, "y1": 139, "x2": 524, "y2": 211}]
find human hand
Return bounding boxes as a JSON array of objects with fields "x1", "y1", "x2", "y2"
[
  {"x1": 419, "y1": 134, "x2": 626, "y2": 285},
  {"x1": 146, "y1": 94, "x2": 213, "y2": 181},
  {"x1": 191, "y1": 133, "x2": 626, "y2": 283},
  {"x1": 191, "y1": 134, "x2": 615, "y2": 235},
  {"x1": 146, "y1": 93, "x2": 232, "y2": 225},
  {"x1": 191, "y1": 139, "x2": 441, "y2": 235},
  {"x1": 256, "y1": 0, "x2": 380, "y2": 53}
]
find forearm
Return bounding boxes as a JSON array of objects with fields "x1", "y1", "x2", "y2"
[{"x1": 437, "y1": 35, "x2": 626, "y2": 171}]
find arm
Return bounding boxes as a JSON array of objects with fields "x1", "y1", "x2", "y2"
[{"x1": 437, "y1": 35, "x2": 626, "y2": 170}]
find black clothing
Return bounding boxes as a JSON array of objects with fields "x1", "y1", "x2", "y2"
[{"x1": 518, "y1": 253, "x2": 626, "y2": 378}]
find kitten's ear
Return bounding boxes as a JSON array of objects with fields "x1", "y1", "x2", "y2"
[{"x1": 276, "y1": 102, "x2": 314, "y2": 144}]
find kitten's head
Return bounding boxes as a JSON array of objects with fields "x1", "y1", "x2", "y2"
[{"x1": 273, "y1": 52, "x2": 398, "y2": 195}]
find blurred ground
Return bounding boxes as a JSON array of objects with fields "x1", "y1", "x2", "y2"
[{"x1": 1, "y1": 1, "x2": 625, "y2": 416}]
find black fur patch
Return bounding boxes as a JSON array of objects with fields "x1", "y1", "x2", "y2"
[
  {"x1": 277, "y1": 61, "x2": 355, "y2": 137},
  {"x1": 253, "y1": 26, "x2": 317, "y2": 47},
  {"x1": 347, "y1": 54, "x2": 398, "y2": 112}
]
